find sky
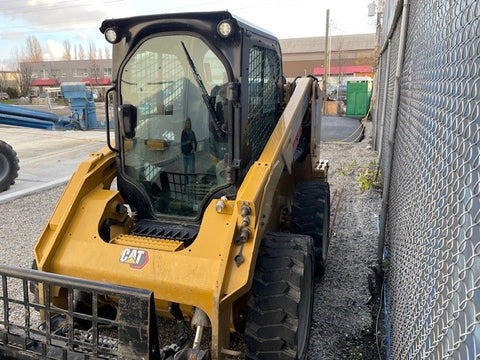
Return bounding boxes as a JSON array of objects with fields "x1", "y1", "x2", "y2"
[{"x1": 0, "y1": 0, "x2": 378, "y2": 70}]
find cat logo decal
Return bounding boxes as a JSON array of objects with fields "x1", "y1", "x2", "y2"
[{"x1": 119, "y1": 248, "x2": 149, "y2": 269}]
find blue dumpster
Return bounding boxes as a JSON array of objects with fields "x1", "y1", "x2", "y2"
[{"x1": 61, "y1": 83, "x2": 99, "y2": 129}]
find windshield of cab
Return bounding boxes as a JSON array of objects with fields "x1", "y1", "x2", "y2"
[{"x1": 120, "y1": 34, "x2": 229, "y2": 219}]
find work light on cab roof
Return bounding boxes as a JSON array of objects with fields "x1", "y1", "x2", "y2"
[
  {"x1": 104, "y1": 27, "x2": 121, "y2": 44},
  {"x1": 217, "y1": 20, "x2": 233, "y2": 37}
]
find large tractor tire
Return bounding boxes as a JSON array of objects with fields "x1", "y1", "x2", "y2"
[
  {"x1": 245, "y1": 232, "x2": 315, "y2": 360},
  {"x1": 0, "y1": 140, "x2": 19, "y2": 192},
  {"x1": 291, "y1": 182, "x2": 330, "y2": 276}
]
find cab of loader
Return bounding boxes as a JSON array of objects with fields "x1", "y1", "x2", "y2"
[{"x1": 101, "y1": 11, "x2": 284, "y2": 221}]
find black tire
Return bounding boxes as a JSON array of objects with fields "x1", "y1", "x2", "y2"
[
  {"x1": 245, "y1": 232, "x2": 315, "y2": 360},
  {"x1": 291, "y1": 182, "x2": 330, "y2": 275},
  {"x1": 0, "y1": 140, "x2": 19, "y2": 192}
]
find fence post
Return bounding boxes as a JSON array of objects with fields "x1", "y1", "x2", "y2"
[
  {"x1": 376, "y1": 41, "x2": 391, "y2": 161},
  {"x1": 377, "y1": 0, "x2": 411, "y2": 265}
]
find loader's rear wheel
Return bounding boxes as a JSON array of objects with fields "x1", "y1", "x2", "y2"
[
  {"x1": 0, "y1": 140, "x2": 19, "y2": 192},
  {"x1": 245, "y1": 232, "x2": 315, "y2": 360},
  {"x1": 291, "y1": 182, "x2": 330, "y2": 275}
]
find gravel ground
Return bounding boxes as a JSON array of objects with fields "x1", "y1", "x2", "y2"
[
  {"x1": 309, "y1": 123, "x2": 385, "y2": 359},
  {"x1": 0, "y1": 122, "x2": 385, "y2": 359}
]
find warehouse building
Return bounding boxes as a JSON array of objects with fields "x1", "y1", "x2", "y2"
[{"x1": 19, "y1": 33, "x2": 375, "y2": 100}]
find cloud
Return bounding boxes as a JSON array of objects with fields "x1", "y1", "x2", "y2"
[
  {"x1": 74, "y1": 31, "x2": 90, "y2": 42},
  {"x1": 1, "y1": 31, "x2": 25, "y2": 41},
  {"x1": 44, "y1": 39, "x2": 64, "y2": 60},
  {"x1": 0, "y1": 0, "x2": 113, "y2": 33}
]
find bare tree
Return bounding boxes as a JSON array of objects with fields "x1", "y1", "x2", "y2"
[
  {"x1": 97, "y1": 48, "x2": 103, "y2": 60},
  {"x1": 78, "y1": 44, "x2": 86, "y2": 60},
  {"x1": 88, "y1": 41, "x2": 97, "y2": 60},
  {"x1": 104, "y1": 46, "x2": 111, "y2": 59},
  {"x1": 63, "y1": 40, "x2": 72, "y2": 60},
  {"x1": 8, "y1": 36, "x2": 43, "y2": 97},
  {"x1": 0, "y1": 66, "x2": 7, "y2": 92},
  {"x1": 12, "y1": 48, "x2": 32, "y2": 96},
  {"x1": 25, "y1": 35, "x2": 43, "y2": 61}
]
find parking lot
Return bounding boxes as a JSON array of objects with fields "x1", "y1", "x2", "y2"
[{"x1": 0, "y1": 125, "x2": 108, "y2": 203}]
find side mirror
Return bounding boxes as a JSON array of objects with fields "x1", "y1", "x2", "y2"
[{"x1": 120, "y1": 104, "x2": 137, "y2": 139}]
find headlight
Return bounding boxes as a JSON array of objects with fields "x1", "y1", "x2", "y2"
[
  {"x1": 217, "y1": 20, "x2": 233, "y2": 38},
  {"x1": 105, "y1": 27, "x2": 121, "y2": 44}
]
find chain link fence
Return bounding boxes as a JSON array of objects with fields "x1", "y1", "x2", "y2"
[{"x1": 373, "y1": 0, "x2": 480, "y2": 358}]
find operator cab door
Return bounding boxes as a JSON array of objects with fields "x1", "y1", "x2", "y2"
[{"x1": 117, "y1": 34, "x2": 230, "y2": 220}]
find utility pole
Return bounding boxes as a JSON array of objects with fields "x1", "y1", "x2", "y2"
[
  {"x1": 323, "y1": 9, "x2": 330, "y2": 113},
  {"x1": 369, "y1": 1, "x2": 383, "y2": 71}
]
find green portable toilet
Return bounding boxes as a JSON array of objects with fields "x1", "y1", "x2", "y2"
[{"x1": 346, "y1": 80, "x2": 372, "y2": 117}]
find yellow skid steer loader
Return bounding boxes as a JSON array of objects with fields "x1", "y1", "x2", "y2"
[{"x1": 0, "y1": 11, "x2": 329, "y2": 360}]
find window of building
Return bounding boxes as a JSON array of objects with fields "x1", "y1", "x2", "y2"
[
  {"x1": 50, "y1": 69, "x2": 62, "y2": 78},
  {"x1": 73, "y1": 68, "x2": 88, "y2": 77},
  {"x1": 90, "y1": 67, "x2": 100, "y2": 78},
  {"x1": 103, "y1": 67, "x2": 112, "y2": 76}
]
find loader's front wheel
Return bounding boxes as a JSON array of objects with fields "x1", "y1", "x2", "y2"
[
  {"x1": 291, "y1": 182, "x2": 330, "y2": 275},
  {"x1": 245, "y1": 232, "x2": 314, "y2": 360},
  {"x1": 0, "y1": 140, "x2": 19, "y2": 192}
]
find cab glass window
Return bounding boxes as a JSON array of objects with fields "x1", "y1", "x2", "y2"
[{"x1": 120, "y1": 35, "x2": 229, "y2": 218}]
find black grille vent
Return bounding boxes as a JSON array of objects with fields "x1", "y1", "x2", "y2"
[{"x1": 131, "y1": 219, "x2": 199, "y2": 244}]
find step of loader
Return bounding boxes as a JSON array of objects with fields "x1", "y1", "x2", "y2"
[{"x1": 110, "y1": 234, "x2": 184, "y2": 252}]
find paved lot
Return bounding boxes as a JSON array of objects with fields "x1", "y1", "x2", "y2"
[
  {"x1": 0, "y1": 125, "x2": 108, "y2": 203},
  {"x1": 321, "y1": 115, "x2": 364, "y2": 143}
]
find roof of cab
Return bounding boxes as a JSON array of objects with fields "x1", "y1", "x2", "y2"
[{"x1": 100, "y1": 11, "x2": 278, "y2": 42}]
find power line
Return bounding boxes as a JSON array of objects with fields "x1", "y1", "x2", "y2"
[
  {"x1": 0, "y1": 0, "x2": 121, "y2": 15},
  {"x1": 0, "y1": 0, "x2": 85, "y2": 13},
  {"x1": 0, "y1": 0, "x2": 122, "y2": 31}
]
